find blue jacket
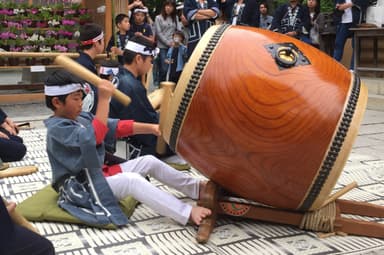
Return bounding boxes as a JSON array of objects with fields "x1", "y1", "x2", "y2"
[
  {"x1": 166, "y1": 45, "x2": 188, "y2": 72},
  {"x1": 45, "y1": 112, "x2": 128, "y2": 226},
  {"x1": 109, "y1": 68, "x2": 159, "y2": 153},
  {"x1": 183, "y1": 0, "x2": 220, "y2": 44},
  {"x1": 271, "y1": 3, "x2": 310, "y2": 35}
]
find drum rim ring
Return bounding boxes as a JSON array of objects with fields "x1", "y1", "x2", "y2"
[
  {"x1": 299, "y1": 73, "x2": 361, "y2": 211},
  {"x1": 169, "y1": 24, "x2": 230, "y2": 150}
]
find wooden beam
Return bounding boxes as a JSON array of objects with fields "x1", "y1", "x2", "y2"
[{"x1": 0, "y1": 93, "x2": 45, "y2": 104}]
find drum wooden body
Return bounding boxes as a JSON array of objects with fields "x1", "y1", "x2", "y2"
[{"x1": 163, "y1": 25, "x2": 367, "y2": 211}]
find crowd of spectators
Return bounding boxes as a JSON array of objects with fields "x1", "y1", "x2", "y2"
[{"x1": 105, "y1": 0, "x2": 368, "y2": 87}]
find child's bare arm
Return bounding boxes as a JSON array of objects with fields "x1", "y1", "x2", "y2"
[{"x1": 132, "y1": 123, "x2": 161, "y2": 136}]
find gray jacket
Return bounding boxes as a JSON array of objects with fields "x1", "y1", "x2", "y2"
[{"x1": 154, "y1": 15, "x2": 181, "y2": 49}]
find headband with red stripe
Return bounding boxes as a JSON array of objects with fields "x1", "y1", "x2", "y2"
[{"x1": 80, "y1": 32, "x2": 104, "y2": 46}]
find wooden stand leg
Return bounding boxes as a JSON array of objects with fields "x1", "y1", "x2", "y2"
[
  {"x1": 196, "y1": 181, "x2": 219, "y2": 244},
  {"x1": 196, "y1": 182, "x2": 384, "y2": 242},
  {"x1": 334, "y1": 199, "x2": 384, "y2": 238}
]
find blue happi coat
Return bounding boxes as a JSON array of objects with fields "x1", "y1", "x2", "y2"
[{"x1": 44, "y1": 112, "x2": 128, "y2": 226}]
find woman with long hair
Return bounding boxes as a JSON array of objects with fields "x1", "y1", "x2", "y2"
[
  {"x1": 306, "y1": 0, "x2": 321, "y2": 46},
  {"x1": 154, "y1": 0, "x2": 181, "y2": 83}
]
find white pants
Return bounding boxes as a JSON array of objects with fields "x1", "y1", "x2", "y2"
[{"x1": 106, "y1": 155, "x2": 200, "y2": 225}]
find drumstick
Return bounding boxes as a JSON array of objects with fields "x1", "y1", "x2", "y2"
[
  {"x1": 16, "y1": 122, "x2": 31, "y2": 128},
  {"x1": 156, "y1": 82, "x2": 176, "y2": 155},
  {"x1": 54, "y1": 55, "x2": 131, "y2": 106},
  {"x1": 148, "y1": 88, "x2": 166, "y2": 110},
  {"x1": 0, "y1": 165, "x2": 38, "y2": 179},
  {"x1": 321, "y1": 182, "x2": 358, "y2": 207},
  {"x1": 2, "y1": 198, "x2": 39, "y2": 234}
]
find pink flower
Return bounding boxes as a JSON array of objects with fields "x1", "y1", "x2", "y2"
[
  {"x1": 28, "y1": 8, "x2": 39, "y2": 15},
  {"x1": 6, "y1": 9, "x2": 15, "y2": 16},
  {"x1": 21, "y1": 19, "x2": 32, "y2": 27},
  {"x1": 10, "y1": 46, "x2": 22, "y2": 52},
  {"x1": 64, "y1": 9, "x2": 76, "y2": 16},
  {"x1": 53, "y1": 45, "x2": 68, "y2": 52},
  {"x1": 45, "y1": 30, "x2": 57, "y2": 37},
  {"x1": 0, "y1": 9, "x2": 9, "y2": 15},
  {"x1": 0, "y1": 32, "x2": 17, "y2": 40},
  {"x1": 7, "y1": 21, "x2": 22, "y2": 29},
  {"x1": 78, "y1": 8, "x2": 88, "y2": 15},
  {"x1": 19, "y1": 32, "x2": 29, "y2": 40},
  {"x1": 67, "y1": 42, "x2": 78, "y2": 49},
  {"x1": 62, "y1": 19, "x2": 76, "y2": 26}
]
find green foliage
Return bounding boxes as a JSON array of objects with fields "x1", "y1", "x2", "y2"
[
  {"x1": 301, "y1": 0, "x2": 334, "y2": 12},
  {"x1": 319, "y1": 0, "x2": 335, "y2": 13},
  {"x1": 143, "y1": 0, "x2": 163, "y2": 18}
]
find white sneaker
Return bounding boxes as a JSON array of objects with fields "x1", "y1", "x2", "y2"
[
  {"x1": 162, "y1": 155, "x2": 190, "y2": 170},
  {"x1": 162, "y1": 155, "x2": 187, "y2": 164}
]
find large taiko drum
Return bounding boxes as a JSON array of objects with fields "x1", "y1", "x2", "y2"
[{"x1": 162, "y1": 25, "x2": 367, "y2": 211}]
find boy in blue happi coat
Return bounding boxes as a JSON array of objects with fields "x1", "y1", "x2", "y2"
[{"x1": 44, "y1": 70, "x2": 211, "y2": 227}]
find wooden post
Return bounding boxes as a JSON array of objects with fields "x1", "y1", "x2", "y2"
[{"x1": 105, "y1": 0, "x2": 113, "y2": 49}]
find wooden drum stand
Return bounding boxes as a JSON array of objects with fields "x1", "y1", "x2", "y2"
[{"x1": 196, "y1": 181, "x2": 384, "y2": 243}]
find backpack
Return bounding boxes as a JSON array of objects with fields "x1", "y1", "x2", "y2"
[{"x1": 316, "y1": 12, "x2": 337, "y2": 35}]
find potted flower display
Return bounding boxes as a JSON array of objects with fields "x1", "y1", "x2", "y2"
[
  {"x1": 23, "y1": 44, "x2": 38, "y2": 65},
  {"x1": 0, "y1": 2, "x2": 91, "y2": 66}
]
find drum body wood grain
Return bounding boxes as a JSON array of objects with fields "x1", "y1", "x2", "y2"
[{"x1": 163, "y1": 25, "x2": 367, "y2": 211}]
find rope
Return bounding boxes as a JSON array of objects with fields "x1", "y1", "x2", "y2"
[
  {"x1": 299, "y1": 201, "x2": 336, "y2": 233},
  {"x1": 300, "y1": 182, "x2": 358, "y2": 235}
]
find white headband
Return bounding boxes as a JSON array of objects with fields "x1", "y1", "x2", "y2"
[
  {"x1": 80, "y1": 31, "x2": 104, "y2": 46},
  {"x1": 134, "y1": 7, "x2": 148, "y2": 13},
  {"x1": 125, "y1": 41, "x2": 159, "y2": 57},
  {"x1": 44, "y1": 83, "x2": 83, "y2": 96},
  {"x1": 99, "y1": 66, "x2": 119, "y2": 76}
]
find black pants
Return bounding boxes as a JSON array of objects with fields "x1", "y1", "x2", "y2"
[
  {"x1": 0, "y1": 128, "x2": 26, "y2": 162},
  {"x1": 0, "y1": 197, "x2": 55, "y2": 255}
]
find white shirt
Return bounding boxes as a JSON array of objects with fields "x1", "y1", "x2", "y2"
[{"x1": 342, "y1": 0, "x2": 353, "y2": 23}]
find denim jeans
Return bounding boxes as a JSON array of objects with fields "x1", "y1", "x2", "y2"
[
  {"x1": 158, "y1": 48, "x2": 170, "y2": 82},
  {"x1": 152, "y1": 55, "x2": 160, "y2": 88},
  {"x1": 333, "y1": 22, "x2": 355, "y2": 69}
]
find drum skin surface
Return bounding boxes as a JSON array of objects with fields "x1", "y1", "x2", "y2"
[{"x1": 163, "y1": 25, "x2": 367, "y2": 211}]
